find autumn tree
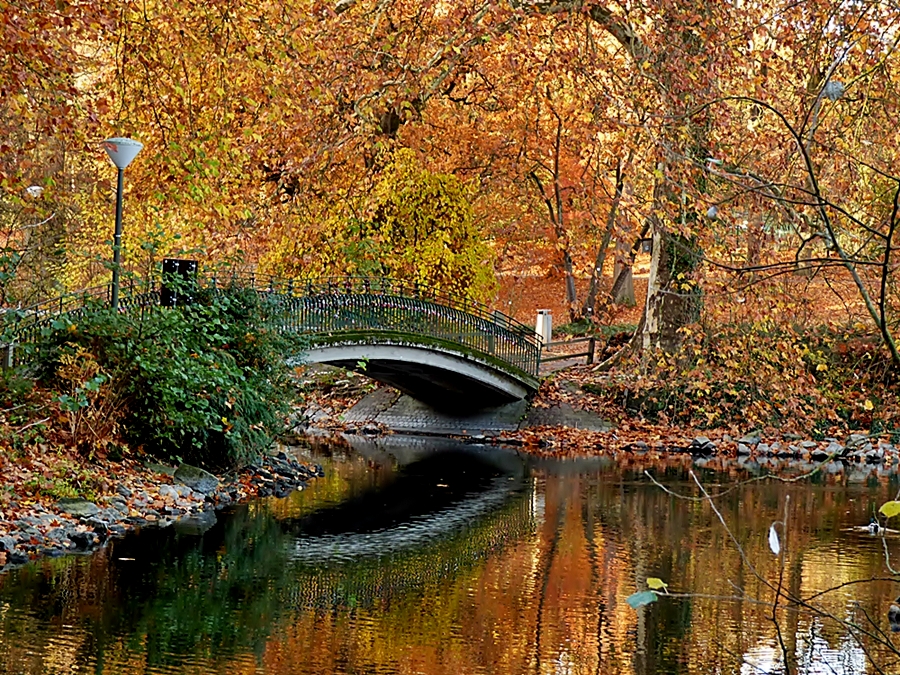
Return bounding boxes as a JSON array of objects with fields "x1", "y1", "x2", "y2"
[
  {"x1": 0, "y1": 0, "x2": 114, "y2": 303},
  {"x1": 678, "y1": 0, "x2": 900, "y2": 365},
  {"x1": 261, "y1": 148, "x2": 496, "y2": 299},
  {"x1": 9, "y1": 0, "x2": 900, "y2": 376}
]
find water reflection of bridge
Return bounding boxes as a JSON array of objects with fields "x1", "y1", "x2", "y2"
[{"x1": 281, "y1": 438, "x2": 536, "y2": 607}]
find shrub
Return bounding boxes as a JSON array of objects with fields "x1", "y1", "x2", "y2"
[
  {"x1": 29, "y1": 285, "x2": 302, "y2": 468},
  {"x1": 589, "y1": 322, "x2": 897, "y2": 431},
  {"x1": 261, "y1": 148, "x2": 497, "y2": 302}
]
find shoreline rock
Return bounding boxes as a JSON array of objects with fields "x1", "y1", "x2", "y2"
[
  {"x1": 303, "y1": 391, "x2": 900, "y2": 473},
  {"x1": 0, "y1": 450, "x2": 323, "y2": 574},
  {"x1": 311, "y1": 417, "x2": 900, "y2": 483}
]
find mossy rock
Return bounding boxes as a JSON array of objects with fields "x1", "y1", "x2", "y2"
[{"x1": 174, "y1": 464, "x2": 219, "y2": 494}]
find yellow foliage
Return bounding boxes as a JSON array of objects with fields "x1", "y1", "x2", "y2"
[{"x1": 261, "y1": 149, "x2": 496, "y2": 301}]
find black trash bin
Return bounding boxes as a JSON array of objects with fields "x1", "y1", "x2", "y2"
[{"x1": 160, "y1": 258, "x2": 198, "y2": 307}]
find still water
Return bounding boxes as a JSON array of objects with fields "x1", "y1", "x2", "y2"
[{"x1": 2, "y1": 436, "x2": 900, "y2": 675}]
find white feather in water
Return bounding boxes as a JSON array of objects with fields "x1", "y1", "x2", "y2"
[{"x1": 768, "y1": 524, "x2": 781, "y2": 556}]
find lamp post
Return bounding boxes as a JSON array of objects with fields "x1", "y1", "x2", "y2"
[{"x1": 101, "y1": 137, "x2": 143, "y2": 310}]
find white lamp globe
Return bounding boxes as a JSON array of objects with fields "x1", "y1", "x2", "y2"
[{"x1": 102, "y1": 137, "x2": 143, "y2": 169}]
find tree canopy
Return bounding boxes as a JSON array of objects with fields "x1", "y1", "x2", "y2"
[{"x1": 4, "y1": 0, "x2": 900, "y2": 362}]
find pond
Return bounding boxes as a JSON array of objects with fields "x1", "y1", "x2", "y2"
[{"x1": 1, "y1": 435, "x2": 899, "y2": 675}]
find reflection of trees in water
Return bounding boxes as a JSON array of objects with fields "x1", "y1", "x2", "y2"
[
  {"x1": 600, "y1": 469, "x2": 900, "y2": 675},
  {"x1": 2, "y1": 455, "x2": 899, "y2": 675},
  {"x1": 0, "y1": 507, "x2": 293, "y2": 672},
  {"x1": 0, "y1": 449, "x2": 533, "y2": 674},
  {"x1": 265, "y1": 466, "x2": 900, "y2": 675},
  {"x1": 281, "y1": 448, "x2": 534, "y2": 607},
  {"x1": 742, "y1": 621, "x2": 869, "y2": 675},
  {"x1": 287, "y1": 484, "x2": 534, "y2": 609}
]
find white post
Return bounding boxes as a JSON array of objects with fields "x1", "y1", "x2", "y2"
[{"x1": 535, "y1": 309, "x2": 552, "y2": 346}]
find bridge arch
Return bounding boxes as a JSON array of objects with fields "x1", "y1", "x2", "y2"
[
  {"x1": 272, "y1": 278, "x2": 541, "y2": 408},
  {"x1": 297, "y1": 341, "x2": 533, "y2": 409}
]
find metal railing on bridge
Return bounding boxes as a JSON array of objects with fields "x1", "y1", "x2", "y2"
[
  {"x1": 1, "y1": 273, "x2": 542, "y2": 377},
  {"x1": 0, "y1": 280, "x2": 160, "y2": 367},
  {"x1": 215, "y1": 274, "x2": 541, "y2": 377}
]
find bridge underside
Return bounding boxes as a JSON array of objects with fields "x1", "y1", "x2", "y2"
[{"x1": 297, "y1": 343, "x2": 536, "y2": 411}]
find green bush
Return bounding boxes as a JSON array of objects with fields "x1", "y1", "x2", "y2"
[{"x1": 30, "y1": 285, "x2": 303, "y2": 468}]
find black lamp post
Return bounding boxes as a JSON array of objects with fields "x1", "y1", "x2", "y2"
[{"x1": 101, "y1": 137, "x2": 143, "y2": 310}]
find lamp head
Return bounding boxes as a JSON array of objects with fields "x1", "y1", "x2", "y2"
[{"x1": 102, "y1": 137, "x2": 143, "y2": 169}]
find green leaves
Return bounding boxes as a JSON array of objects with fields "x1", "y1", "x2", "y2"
[
  {"x1": 646, "y1": 577, "x2": 668, "y2": 591},
  {"x1": 36, "y1": 285, "x2": 302, "y2": 468},
  {"x1": 626, "y1": 591, "x2": 658, "y2": 609},
  {"x1": 56, "y1": 373, "x2": 107, "y2": 413},
  {"x1": 626, "y1": 576, "x2": 668, "y2": 610}
]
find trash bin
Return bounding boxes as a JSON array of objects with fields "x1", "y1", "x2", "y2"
[
  {"x1": 160, "y1": 258, "x2": 198, "y2": 307},
  {"x1": 535, "y1": 309, "x2": 552, "y2": 346}
]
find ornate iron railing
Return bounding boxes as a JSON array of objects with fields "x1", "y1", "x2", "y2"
[
  {"x1": 212, "y1": 274, "x2": 540, "y2": 377},
  {"x1": 1, "y1": 273, "x2": 542, "y2": 377},
  {"x1": 0, "y1": 281, "x2": 158, "y2": 355}
]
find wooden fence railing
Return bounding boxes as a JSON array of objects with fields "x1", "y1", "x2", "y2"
[{"x1": 540, "y1": 336, "x2": 597, "y2": 365}]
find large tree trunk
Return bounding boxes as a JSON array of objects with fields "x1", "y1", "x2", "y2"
[{"x1": 643, "y1": 229, "x2": 700, "y2": 351}]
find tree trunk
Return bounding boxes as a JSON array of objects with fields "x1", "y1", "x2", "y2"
[
  {"x1": 528, "y1": 111, "x2": 579, "y2": 322},
  {"x1": 612, "y1": 266, "x2": 635, "y2": 306},
  {"x1": 611, "y1": 237, "x2": 635, "y2": 306},
  {"x1": 563, "y1": 251, "x2": 577, "y2": 319},
  {"x1": 582, "y1": 157, "x2": 627, "y2": 318},
  {"x1": 582, "y1": 221, "x2": 615, "y2": 316},
  {"x1": 642, "y1": 229, "x2": 699, "y2": 351}
]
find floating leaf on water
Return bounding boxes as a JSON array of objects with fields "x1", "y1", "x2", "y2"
[
  {"x1": 768, "y1": 524, "x2": 781, "y2": 556},
  {"x1": 646, "y1": 577, "x2": 668, "y2": 592},
  {"x1": 880, "y1": 501, "x2": 900, "y2": 519},
  {"x1": 626, "y1": 590, "x2": 658, "y2": 609}
]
